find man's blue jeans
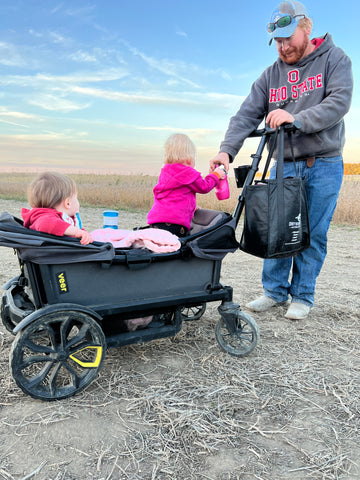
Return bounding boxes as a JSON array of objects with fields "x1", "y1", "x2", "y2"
[{"x1": 262, "y1": 156, "x2": 343, "y2": 307}]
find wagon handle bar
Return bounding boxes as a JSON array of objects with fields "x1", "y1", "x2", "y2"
[{"x1": 249, "y1": 120, "x2": 301, "y2": 138}]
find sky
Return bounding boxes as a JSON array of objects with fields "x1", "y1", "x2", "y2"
[{"x1": 0, "y1": 0, "x2": 359, "y2": 176}]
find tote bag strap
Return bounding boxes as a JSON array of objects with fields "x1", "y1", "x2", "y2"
[
  {"x1": 276, "y1": 126, "x2": 297, "y2": 249},
  {"x1": 276, "y1": 127, "x2": 286, "y2": 246},
  {"x1": 261, "y1": 129, "x2": 279, "y2": 181},
  {"x1": 287, "y1": 130, "x2": 298, "y2": 176},
  {"x1": 275, "y1": 127, "x2": 285, "y2": 180}
]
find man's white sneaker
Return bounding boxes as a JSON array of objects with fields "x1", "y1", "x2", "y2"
[
  {"x1": 285, "y1": 302, "x2": 311, "y2": 320},
  {"x1": 246, "y1": 295, "x2": 285, "y2": 313}
]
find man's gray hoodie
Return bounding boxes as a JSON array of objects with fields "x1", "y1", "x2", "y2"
[{"x1": 220, "y1": 34, "x2": 353, "y2": 161}]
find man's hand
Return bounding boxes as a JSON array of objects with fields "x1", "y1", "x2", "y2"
[
  {"x1": 210, "y1": 152, "x2": 230, "y2": 173},
  {"x1": 266, "y1": 109, "x2": 295, "y2": 129}
]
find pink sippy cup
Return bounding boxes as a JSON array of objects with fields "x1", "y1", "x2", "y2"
[{"x1": 215, "y1": 165, "x2": 230, "y2": 200}]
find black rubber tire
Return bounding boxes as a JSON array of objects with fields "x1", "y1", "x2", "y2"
[
  {"x1": 9, "y1": 310, "x2": 106, "y2": 401},
  {"x1": 1, "y1": 295, "x2": 17, "y2": 334},
  {"x1": 215, "y1": 311, "x2": 259, "y2": 357},
  {"x1": 180, "y1": 303, "x2": 206, "y2": 321}
]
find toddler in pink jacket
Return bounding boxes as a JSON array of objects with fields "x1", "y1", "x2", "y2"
[{"x1": 147, "y1": 134, "x2": 226, "y2": 237}]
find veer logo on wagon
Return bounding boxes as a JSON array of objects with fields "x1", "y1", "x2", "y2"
[{"x1": 57, "y1": 271, "x2": 68, "y2": 294}]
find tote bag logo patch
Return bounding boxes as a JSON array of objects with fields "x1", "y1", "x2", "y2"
[{"x1": 287, "y1": 213, "x2": 301, "y2": 245}]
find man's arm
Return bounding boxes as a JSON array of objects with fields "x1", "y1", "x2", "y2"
[{"x1": 294, "y1": 50, "x2": 353, "y2": 133}]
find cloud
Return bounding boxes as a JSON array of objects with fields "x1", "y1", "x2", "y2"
[
  {"x1": 50, "y1": 3, "x2": 64, "y2": 15},
  {"x1": 69, "y1": 85, "x2": 245, "y2": 111},
  {"x1": 0, "y1": 69, "x2": 129, "y2": 89},
  {"x1": 29, "y1": 94, "x2": 90, "y2": 113},
  {"x1": 118, "y1": 39, "x2": 235, "y2": 90},
  {"x1": 48, "y1": 31, "x2": 70, "y2": 45},
  {"x1": 37, "y1": 69, "x2": 129, "y2": 83},
  {"x1": 61, "y1": 4, "x2": 108, "y2": 34},
  {"x1": 69, "y1": 50, "x2": 97, "y2": 63},
  {"x1": 176, "y1": 30, "x2": 188, "y2": 38},
  {"x1": 0, "y1": 108, "x2": 42, "y2": 128},
  {"x1": 70, "y1": 85, "x2": 198, "y2": 105},
  {"x1": 0, "y1": 119, "x2": 30, "y2": 128},
  {"x1": 28, "y1": 29, "x2": 43, "y2": 38},
  {"x1": 130, "y1": 125, "x2": 217, "y2": 136},
  {"x1": 203, "y1": 92, "x2": 245, "y2": 108},
  {"x1": 0, "y1": 129, "x2": 91, "y2": 142},
  {"x1": 0, "y1": 108, "x2": 39, "y2": 120},
  {"x1": 123, "y1": 41, "x2": 201, "y2": 89},
  {"x1": 63, "y1": 4, "x2": 97, "y2": 19},
  {"x1": 0, "y1": 42, "x2": 25, "y2": 67}
]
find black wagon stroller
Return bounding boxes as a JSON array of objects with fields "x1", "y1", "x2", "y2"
[{"x1": 0, "y1": 126, "x2": 284, "y2": 402}]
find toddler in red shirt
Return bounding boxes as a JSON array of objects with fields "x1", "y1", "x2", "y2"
[{"x1": 21, "y1": 171, "x2": 93, "y2": 245}]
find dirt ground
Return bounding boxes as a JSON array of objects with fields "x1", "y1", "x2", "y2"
[{"x1": 0, "y1": 199, "x2": 359, "y2": 480}]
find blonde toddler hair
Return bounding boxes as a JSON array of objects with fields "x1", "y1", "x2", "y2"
[
  {"x1": 164, "y1": 133, "x2": 196, "y2": 165},
  {"x1": 28, "y1": 171, "x2": 77, "y2": 209}
]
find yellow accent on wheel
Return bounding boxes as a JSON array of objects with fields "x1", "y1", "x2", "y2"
[{"x1": 69, "y1": 346, "x2": 103, "y2": 368}]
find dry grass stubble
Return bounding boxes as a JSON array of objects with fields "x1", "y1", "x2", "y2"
[{"x1": 0, "y1": 199, "x2": 359, "y2": 480}]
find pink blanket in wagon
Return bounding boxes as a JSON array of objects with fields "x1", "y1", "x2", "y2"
[{"x1": 91, "y1": 228, "x2": 181, "y2": 253}]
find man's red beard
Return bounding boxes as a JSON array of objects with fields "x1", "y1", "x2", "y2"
[{"x1": 279, "y1": 36, "x2": 310, "y2": 64}]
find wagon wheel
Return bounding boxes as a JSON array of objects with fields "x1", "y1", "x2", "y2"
[
  {"x1": 215, "y1": 311, "x2": 259, "y2": 357},
  {"x1": 181, "y1": 303, "x2": 206, "y2": 321},
  {"x1": 10, "y1": 310, "x2": 106, "y2": 401},
  {"x1": 1, "y1": 295, "x2": 17, "y2": 334}
]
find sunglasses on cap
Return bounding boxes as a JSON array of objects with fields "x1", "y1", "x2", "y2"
[{"x1": 267, "y1": 14, "x2": 305, "y2": 33}]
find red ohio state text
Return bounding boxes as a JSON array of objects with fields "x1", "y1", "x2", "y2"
[{"x1": 269, "y1": 70, "x2": 323, "y2": 103}]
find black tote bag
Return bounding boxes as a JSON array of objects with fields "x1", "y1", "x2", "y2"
[{"x1": 239, "y1": 127, "x2": 310, "y2": 259}]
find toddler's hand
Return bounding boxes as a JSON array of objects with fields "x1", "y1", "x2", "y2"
[
  {"x1": 76, "y1": 229, "x2": 94, "y2": 245},
  {"x1": 214, "y1": 166, "x2": 226, "y2": 180}
]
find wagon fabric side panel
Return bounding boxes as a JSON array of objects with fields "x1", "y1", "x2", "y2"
[
  {"x1": 33, "y1": 251, "x2": 221, "y2": 314},
  {"x1": 186, "y1": 216, "x2": 240, "y2": 260},
  {"x1": 0, "y1": 212, "x2": 115, "y2": 264}
]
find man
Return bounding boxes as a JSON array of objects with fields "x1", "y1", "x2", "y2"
[{"x1": 211, "y1": 0, "x2": 353, "y2": 320}]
